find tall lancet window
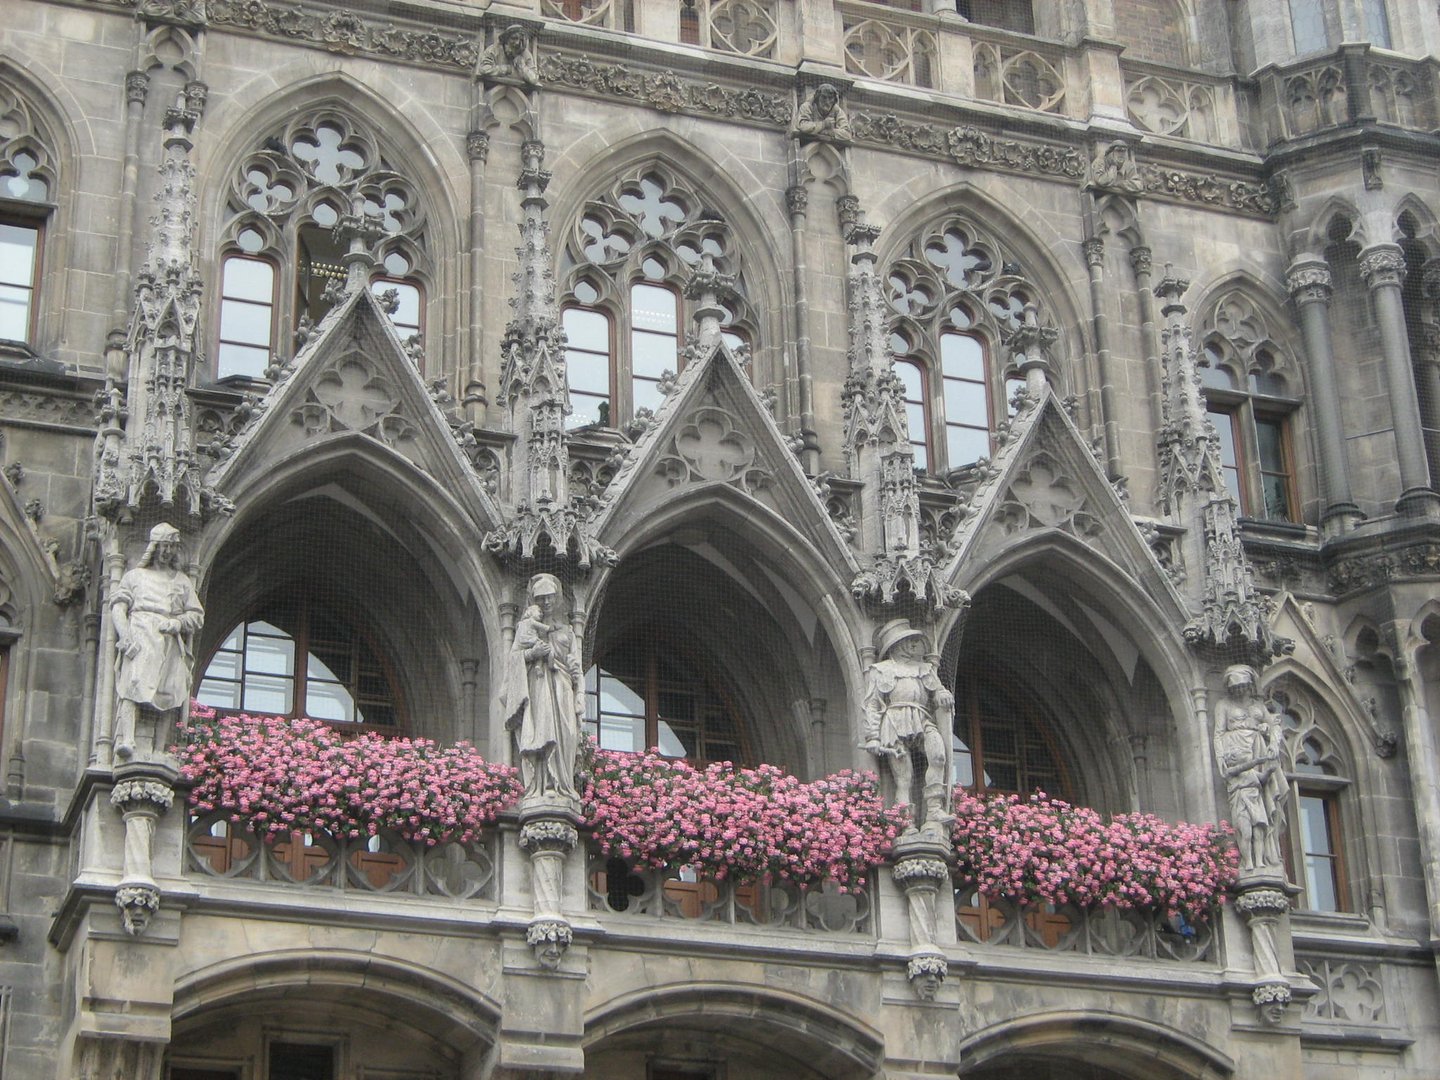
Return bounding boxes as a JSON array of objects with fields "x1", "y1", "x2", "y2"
[
  {"x1": 0, "y1": 86, "x2": 59, "y2": 347},
  {"x1": 216, "y1": 111, "x2": 431, "y2": 380},
  {"x1": 558, "y1": 166, "x2": 757, "y2": 428}
]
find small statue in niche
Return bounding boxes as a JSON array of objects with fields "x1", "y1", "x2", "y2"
[
  {"x1": 500, "y1": 573, "x2": 584, "y2": 803},
  {"x1": 1086, "y1": 139, "x2": 1145, "y2": 195},
  {"x1": 1213, "y1": 664, "x2": 1288, "y2": 873},
  {"x1": 860, "y1": 619, "x2": 954, "y2": 836},
  {"x1": 791, "y1": 82, "x2": 853, "y2": 142},
  {"x1": 111, "y1": 523, "x2": 204, "y2": 760},
  {"x1": 478, "y1": 24, "x2": 541, "y2": 88}
]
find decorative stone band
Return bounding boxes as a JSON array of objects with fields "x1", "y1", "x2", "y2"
[
  {"x1": 110, "y1": 779, "x2": 176, "y2": 813},
  {"x1": 519, "y1": 819, "x2": 580, "y2": 855},
  {"x1": 1286, "y1": 262, "x2": 1333, "y2": 305},
  {"x1": 1233, "y1": 888, "x2": 1290, "y2": 920},
  {"x1": 115, "y1": 882, "x2": 161, "y2": 936},
  {"x1": 891, "y1": 857, "x2": 951, "y2": 889},
  {"x1": 1359, "y1": 247, "x2": 1407, "y2": 290}
]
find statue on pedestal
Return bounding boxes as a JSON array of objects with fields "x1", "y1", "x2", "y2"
[
  {"x1": 501, "y1": 573, "x2": 584, "y2": 804},
  {"x1": 1213, "y1": 664, "x2": 1287, "y2": 873},
  {"x1": 111, "y1": 523, "x2": 204, "y2": 760},
  {"x1": 861, "y1": 619, "x2": 954, "y2": 836}
]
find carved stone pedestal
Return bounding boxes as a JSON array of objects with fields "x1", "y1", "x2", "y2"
[
  {"x1": 109, "y1": 761, "x2": 178, "y2": 936},
  {"x1": 1233, "y1": 878, "x2": 1297, "y2": 1026},
  {"x1": 891, "y1": 834, "x2": 952, "y2": 1000},
  {"x1": 518, "y1": 801, "x2": 580, "y2": 971}
]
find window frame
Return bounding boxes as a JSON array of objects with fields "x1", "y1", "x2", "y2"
[
  {"x1": 215, "y1": 251, "x2": 279, "y2": 382},
  {"x1": 196, "y1": 595, "x2": 407, "y2": 734},
  {"x1": 0, "y1": 207, "x2": 46, "y2": 347},
  {"x1": 1290, "y1": 783, "x2": 1349, "y2": 913},
  {"x1": 562, "y1": 301, "x2": 618, "y2": 428},
  {"x1": 893, "y1": 325, "x2": 1012, "y2": 475},
  {"x1": 951, "y1": 672, "x2": 1073, "y2": 799},
  {"x1": 1201, "y1": 343, "x2": 1302, "y2": 523}
]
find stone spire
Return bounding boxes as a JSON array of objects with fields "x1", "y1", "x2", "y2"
[
  {"x1": 839, "y1": 198, "x2": 965, "y2": 612},
  {"x1": 485, "y1": 140, "x2": 612, "y2": 569},
  {"x1": 1153, "y1": 270, "x2": 1282, "y2": 663},
  {"x1": 94, "y1": 87, "x2": 228, "y2": 522}
]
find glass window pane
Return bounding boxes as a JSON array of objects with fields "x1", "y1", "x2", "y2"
[
  {"x1": 245, "y1": 633, "x2": 295, "y2": 676},
  {"x1": 896, "y1": 361, "x2": 924, "y2": 398},
  {"x1": 940, "y1": 332, "x2": 984, "y2": 381},
  {"x1": 1255, "y1": 418, "x2": 1286, "y2": 471},
  {"x1": 389, "y1": 282, "x2": 421, "y2": 329},
  {"x1": 600, "y1": 675, "x2": 645, "y2": 716},
  {"x1": 656, "y1": 720, "x2": 691, "y2": 758},
  {"x1": 307, "y1": 649, "x2": 349, "y2": 683},
  {"x1": 219, "y1": 298, "x2": 273, "y2": 347},
  {"x1": 1261, "y1": 473, "x2": 1292, "y2": 521},
  {"x1": 0, "y1": 224, "x2": 38, "y2": 287},
  {"x1": 1209, "y1": 410, "x2": 1240, "y2": 469},
  {"x1": 944, "y1": 379, "x2": 989, "y2": 428},
  {"x1": 242, "y1": 673, "x2": 293, "y2": 714},
  {"x1": 631, "y1": 284, "x2": 677, "y2": 333},
  {"x1": 1290, "y1": 0, "x2": 1329, "y2": 53},
  {"x1": 564, "y1": 308, "x2": 610, "y2": 349},
  {"x1": 306, "y1": 680, "x2": 356, "y2": 723},
  {"x1": 204, "y1": 649, "x2": 242, "y2": 681},
  {"x1": 599, "y1": 714, "x2": 645, "y2": 753},
  {"x1": 947, "y1": 424, "x2": 990, "y2": 466},
  {"x1": 222, "y1": 258, "x2": 274, "y2": 303},
  {"x1": 1304, "y1": 856, "x2": 1339, "y2": 911},
  {"x1": 566, "y1": 351, "x2": 610, "y2": 395},
  {"x1": 1299, "y1": 795, "x2": 1333, "y2": 855},
  {"x1": 569, "y1": 393, "x2": 609, "y2": 428},
  {"x1": 217, "y1": 342, "x2": 270, "y2": 380},
  {"x1": 632, "y1": 329, "x2": 678, "y2": 377},
  {"x1": 1363, "y1": 0, "x2": 1389, "y2": 47},
  {"x1": 0, "y1": 284, "x2": 32, "y2": 341},
  {"x1": 197, "y1": 678, "x2": 242, "y2": 709},
  {"x1": 633, "y1": 377, "x2": 664, "y2": 415}
]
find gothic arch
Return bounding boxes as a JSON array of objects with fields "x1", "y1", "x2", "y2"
[
  {"x1": 584, "y1": 484, "x2": 864, "y2": 774},
  {"x1": 1304, "y1": 197, "x2": 1366, "y2": 255},
  {"x1": 173, "y1": 948, "x2": 501, "y2": 1060},
  {"x1": 958, "y1": 1010, "x2": 1233, "y2": 1079},
  {"x1": 943, "y1": 531, "x2": 1200, "y2": 816},
  {"x1": 547, "y1": 128, "x2": 793, "y2": 386},
  {"x1": 873, "y1": 182, "x2": 1090, "y2": 389},
  {"x1": 584, "y1": 981, "x2": 884, "y2": 1080},
  {"x1": 1394, "y1": 193, "x2": 1439, "y2": 251},
  {"x1": 191, "y1": 435, "x2": 502, "y2": 744},
  {"x1": 1190, "y1": 272, "x2": 1309, "y2": 391}
]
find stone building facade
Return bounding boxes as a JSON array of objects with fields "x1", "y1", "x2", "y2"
[{"x1": 0, "y1": 0, "x2": 1438, "y2": 1076}]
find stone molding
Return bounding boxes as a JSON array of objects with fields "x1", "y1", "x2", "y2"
[
  {"x1": 540, "y1": 53, "x2": 791, "y2": 126},
  {"x1": 1286, "y1": 261, "x2": 1333, "y2": 304},
  {"x1": 1359, "y1": 245, "x2": 1406, "y2": 290}
]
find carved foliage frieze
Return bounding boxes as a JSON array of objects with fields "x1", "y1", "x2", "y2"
[
  {"x1": 203, "y1": 0, "x2": 480, "y2": 67},
  {"x1": 540, "y1": 54, "x2": 791, "y2": 125}
]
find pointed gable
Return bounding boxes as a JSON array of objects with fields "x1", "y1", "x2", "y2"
[
  {"x1": 941, "y1": 387, "x2": 1185, "y2": 617},
  {"x1": 591, "y1": 340, "x2": 858, "y2": 578},
  {"x1": 205, "y1": 289, "x2": 501, "y2": 528}
]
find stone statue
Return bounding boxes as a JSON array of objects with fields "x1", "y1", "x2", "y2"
[
  {"x1": 1086, "y1": 139, "x2": 1145, "y2": 195},
  {"x1": 791, "y1": 83, "x2": 852, "y2": 142},
  {"x1": 111, "y1": 523, "x2": 204, "y2": 760},
  {"x1": 861, "y1": 619, "x2": 954, "y2": 835},
  {"x1": 478, "y1": 24, "x2": 540, "y2": 87},
  {"x1": 1213, "y1": 664, "x2": 1287, "y2": 873},
  {"x1": 500, "y1": 573, "x2": 583, "y2": 803}
]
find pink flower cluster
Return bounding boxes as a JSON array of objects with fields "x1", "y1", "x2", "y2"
[
  {"x1": 583, "y1": 748, "x2": 907, "y2": 891},
  {"x1": 176, "y1": 705, "x2": 523, "y2": 846},
  {"x1": 951, "y1": 788, "x2": 1238, "y2": 920}
]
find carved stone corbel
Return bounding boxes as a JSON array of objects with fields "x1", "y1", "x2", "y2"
[
  {"x1": 1233, "y1": 884, "x2": 1295, "y2": 1026},
  {"x1": 518, "y1": 813, "x2": 579, "y2": 971},
  {"x1": 890, "y1": 835, "x2": 952, "y2": 1000},
  {"x1": 109, "y1": 765, "x2": 177, "y2": 935}
]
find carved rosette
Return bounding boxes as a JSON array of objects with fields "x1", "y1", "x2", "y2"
[
  {"x1": 1359, "y1": 247, "x2": 1406, "y2": 291},
  {"x1": 1286, "y1": 261, "x2": 1333, "y2": 306}
]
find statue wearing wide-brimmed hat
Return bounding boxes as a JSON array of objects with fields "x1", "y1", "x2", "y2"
[{"x1": 861, "y1": 618, "x2": 954, "y2": 837}]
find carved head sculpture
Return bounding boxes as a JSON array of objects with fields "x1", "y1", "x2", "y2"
[
  {"x1": 138, "y1": 522, "x2": 183, "y2": 568},
  {"x1": 527, "y1": 573, "x2": 563, "y2": 617},
  {"x1": 875, "y1": 618, "x2": 927, "y2": 662},
  {"x1": 501, "y1": 24, "x2": 528, "y2": 57},
  {"x1": 1224, "y1": 663, "x2": 1259, "y2": 699},
  {"x1": 813, "y1": 83, "x2": 839, "y2": 115}
]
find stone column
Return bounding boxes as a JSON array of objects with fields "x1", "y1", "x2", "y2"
[
  {"x1": 1390, "y1": 635, "x2": 1440, "y2": 942},
  {"x1": 890, "y1": 835, "x2": 952, "y2": 1000},
  {"x1": 1417, "y1": 258, "x2": 1440, "y2": 479},
  {"x1": 465, "y1": 129, "x2": 491, "y2": 428},
  {"x1": 1286, "y1": 258, "x2": 1362, "y2": 531},
  {"x1": 109, "y1": 762, "x2": 178, "y2": 936},
  {"x1": 1360, "y1": 243, "x2": 1440, "y2": 515},
  {"x1": 518, "y1": 809, "x2": 580, "y2": 970}
]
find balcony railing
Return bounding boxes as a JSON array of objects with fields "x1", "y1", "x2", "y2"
[
  {"x1": 1262, "y1": 46, "x2": 1438, "y2": 142},
  {"x1": 954, "y1": 883, "x2": 1216, "y2": 963},
  {"x1": 841, "y1": 3, "x2": 939, "y2": 89},
  {"x1": 1122, "y1": 62, "x2": 1232, "y2": 145},
  {"x1": 588, "y1": 850, "x2": 875, "y2": 935},
  {"x1": 186, "y1": 812, "x2": 499, "y2": 902},
  {"x1": 972, "y1": 34, "x2": 1068, "y2": 115}
]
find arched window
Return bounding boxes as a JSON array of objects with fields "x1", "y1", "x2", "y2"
[
  {"x1": 1272, "y1": 688, "x2": 1352, "y2": 912},
  {"x1": 0, "y1": 86, "x2": 59, "y2": 348},
  {"x1": 559, "y1": 166, "x2": 757, "y2": 429},
  {"x1": 1112, "y1": 0, "x2": 1188, "y2": 66},
  {"x1": 951, "y1": 656, "x2": 1071, "y2": 797},
  {"x1": 887, "y1": 219, "x2": 1045, "y2": 472},
  {"x1": 1289, "y1": 0, "x2": 1331, "y2": 54},
  {"x1": 197, "y1": 596, "x2": 403, "y2": 730},
  {"x1": 216, "y1": 112, "x2": 430, "y2": 381},
  {"x1": 1200, "y1": 292, "x2": 1303, "y2": 522},
  {"x1": 584, "y1": 634, "x2": 749, "y2": 765}
]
